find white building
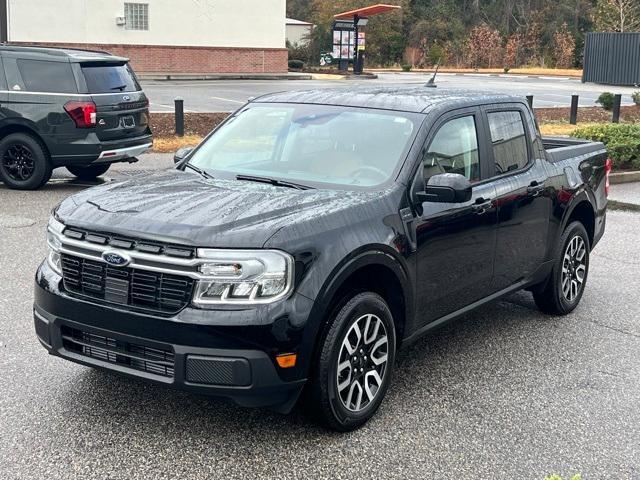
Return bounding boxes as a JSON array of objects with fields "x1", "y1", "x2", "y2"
[
  {"x1": 0, "y1": 0, "x2": 287, "y2": 74},
  {"x1": 286, "y1": 18, "x2": 313, "y2": 46}
]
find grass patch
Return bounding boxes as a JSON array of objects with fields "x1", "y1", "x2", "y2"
[{"x1": 152, "y1": 135, "x2": 203, "y2": 153}]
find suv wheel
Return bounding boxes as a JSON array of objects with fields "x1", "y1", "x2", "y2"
[
  {"x1": 304, "y1": 292, "x2": 396, "y2": 431},
  {"x1": 0, "y1": 133, "x2": 52, "y2": 190},
  {"x1": 533, "y1": 221, "x2": 590, "y2": 315},
  {"x1": 66, "y1": 164, "x2": 111, "y2": 180}
]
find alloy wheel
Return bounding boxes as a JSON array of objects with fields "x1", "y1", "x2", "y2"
[
  {"x1": 561, "y1": 235, "x2": 587, "y2": 302},
  {"x1": 336, "y1": 313, "x2": 389, "y2": 412},
  {"x1": 2, "y1": 144, "x2": 35, "y2": 181}
]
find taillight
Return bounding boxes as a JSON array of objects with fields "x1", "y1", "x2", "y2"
[
  {"x1": 64, "y1": 101, "x2": 97, "y2": 128},
  {"x1": 605, "y1": 157, "x2": 612, "y2": 197}
]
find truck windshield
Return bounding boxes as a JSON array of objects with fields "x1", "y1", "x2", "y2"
[
  {"x1": 81, "y1": 63, "x2": 141, "y2": 93},
  {"x1": 187, "y1": 104, "x2": 419, "y2": 188}
]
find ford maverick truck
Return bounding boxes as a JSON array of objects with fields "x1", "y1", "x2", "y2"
[{"x1": 35, "y1": 88, "x2": 608, "y2": 431}]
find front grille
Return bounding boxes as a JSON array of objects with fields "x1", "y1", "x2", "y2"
[
  {"x1": 61, "y1": 253, "x2": 195, "y2": 314},
  {"x1": 61, "y1": 325, "x2": 175, "y2": 378}
]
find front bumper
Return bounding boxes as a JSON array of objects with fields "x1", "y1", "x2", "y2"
[{"x1": 34, "y1": 262, "x2": 311, "y2": 412}]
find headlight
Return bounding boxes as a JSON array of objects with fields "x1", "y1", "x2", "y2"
[
  {"x1": 46, "y1": 216, "x2": 64, "y2": 276},
  {"x1": 192, "y1": 249, "x2": 294, "y2": 306}
]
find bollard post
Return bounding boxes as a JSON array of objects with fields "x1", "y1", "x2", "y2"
[
  {"x1": 570, "y1": 94, "x2": 579, "y2": 125},
  {"x1": 526, "y1": 95, "x2": 533, "y2": 109},
  {"x1": 175, "y1": 98, "x2": 184, "y2": 137},
  {"x1": 612, "y1": 94, "x2": 621, "y2": 123}
]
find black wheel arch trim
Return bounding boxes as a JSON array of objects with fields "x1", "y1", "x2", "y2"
[{"x1": 299, "y1": 245, "x2": 414, "y2": 375}]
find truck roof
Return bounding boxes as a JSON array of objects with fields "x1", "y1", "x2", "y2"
[
  {"x1": 254, "y1": 87, "x2": 524, "y2": 113},
  {"x1": 0, "y1": 44, "x2": 128, "y2": 63}
]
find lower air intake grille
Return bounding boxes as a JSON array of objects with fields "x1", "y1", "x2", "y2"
[
  {"x1": 61, "y1": 253, "x2": 194, "y2": 314},
  {"x1": 61, "y1": 326, "x2": 175, "y2": 378}
]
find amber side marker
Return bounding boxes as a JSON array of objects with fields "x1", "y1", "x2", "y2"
[{"x1": 276, "y1": 353, "x2": 297, "y2": 368}]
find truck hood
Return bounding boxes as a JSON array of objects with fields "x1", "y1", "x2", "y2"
[{"x1": 56, "y1": 170, "x2": 380, "y2": 247}]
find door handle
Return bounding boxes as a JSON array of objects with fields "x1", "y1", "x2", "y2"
[
  {"x1": 527, "y1": 181, "x2": 545, "y2": 196},
  {"x1": 472, "y1": 197, "x2": 492, "y2": 215}
]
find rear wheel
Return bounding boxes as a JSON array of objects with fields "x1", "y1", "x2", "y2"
[
  {"x1": 0, "y1": 133, "x2": 52, "y2": 190},
  {"x1": 533, "y1": 221, "x2": 590, "y2": 315},
  {"x1": 66, "y1": 164, "x2": 110, "y2": 180},
  {"x1": 304, "y1": 292, "x2": 396, "y2": 431}
]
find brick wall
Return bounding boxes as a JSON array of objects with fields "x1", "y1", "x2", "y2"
[{"x1": 11, "y1": 42, "x2": 288, "y2": 74}]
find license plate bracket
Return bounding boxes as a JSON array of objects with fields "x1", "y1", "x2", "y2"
[{"x1": 121, "y1": 115, "x2": 136, "y2": 129}]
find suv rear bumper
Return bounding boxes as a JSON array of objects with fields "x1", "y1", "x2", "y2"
[
  {"x1": 47, "y1": 132, "x2": 153, "y2": 167},
  {"x1": 95, "y1": 142, "x2": 153, "y2": 163},
  {"x1": 34, "y1": 262, "x2": 309, "y2": 413}
]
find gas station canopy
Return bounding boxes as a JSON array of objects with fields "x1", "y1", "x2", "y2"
[{"x1": 334, "y1": 4, "x2": 401, "y2": 19}]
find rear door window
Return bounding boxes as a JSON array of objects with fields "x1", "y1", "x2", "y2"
[
  {"x1": 81, "y1": 63, "x2": 141, "y2": 93},
  {"x1": 17, "y1": 59, "x2": 78, "y2": 93},
  {"x1": 487, "y1": 111, "x2": 529, "y2": 175}
]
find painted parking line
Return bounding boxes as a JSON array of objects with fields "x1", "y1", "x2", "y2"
[{"x1": 209, "y1": 96, "x2": 245, "y2": 104}]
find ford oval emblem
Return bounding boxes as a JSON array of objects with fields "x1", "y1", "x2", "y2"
[
  {"x1": 123, "y1": 95, "x2": 131, "y2": 101},
  {"x1": 102, "y1": 251, "x2": 131, "y2": 267}
]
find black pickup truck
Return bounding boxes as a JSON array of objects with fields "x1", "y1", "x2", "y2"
[{"x1": 35, "y1": 88, "x2": 609, "y2": 431}]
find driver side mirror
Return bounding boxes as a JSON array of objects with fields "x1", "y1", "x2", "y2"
[
  {"x1": 416, "y1": 173, "x2": 472, "y2": 203},
  {"x1": 174, "y1": 147, "x2": 194, "y2": 164}
]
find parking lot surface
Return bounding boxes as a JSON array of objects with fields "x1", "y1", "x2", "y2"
[
  {"x1": 142, "y1": 72, "x2": 640, "y2": 112},
  {"x1": 1, "y1": 156, "x2": 639, "y2": 479}
]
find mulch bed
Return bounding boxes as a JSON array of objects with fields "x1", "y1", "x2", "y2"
[
  {"x1": 535, "y1": 105, "x2": 640, "y2": 123},
  {"x1": 150, "y1": 112, "x2": 229, "y2": 137},
  {"x1": 149, "y1": 106, "x2": 640, "y2": 139}
]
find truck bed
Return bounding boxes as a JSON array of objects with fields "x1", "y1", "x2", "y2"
[{"x1": 542, "y1": 136, "x2": 606, "y2": 164}]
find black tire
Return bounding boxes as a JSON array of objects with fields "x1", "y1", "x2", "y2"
[
  {"x1": 0, "y1": 133, "x2": 52, "y2": 190},
  {"x1": 303, "y1": 292, "x2": 396, "y2": 432},
  {"x1": 533, "y1": 221, "x2": 590, "y2": 315},
  {"x1": 66, "y1": 164, "x2": 110, "y2": 180}
]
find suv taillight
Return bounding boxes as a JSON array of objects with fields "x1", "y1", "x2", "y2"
[
  {"x1": 64, "y1": 101, "x2": 97, "y2": 128},
  {"x1": 605, "y1": 157, "x2": 612, "y2": 197}
]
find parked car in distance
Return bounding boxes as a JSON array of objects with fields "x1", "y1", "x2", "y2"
[
  {"x1": 35, "y1": 88, "x2": 609, "y2": 431},
  {"x1": 0, "y1": 45, "x2": 152, "y2": 190}
]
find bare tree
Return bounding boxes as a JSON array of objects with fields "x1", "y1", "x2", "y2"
[{"x1": 593, "y1": 0, "x2": 640, "y2": 32}]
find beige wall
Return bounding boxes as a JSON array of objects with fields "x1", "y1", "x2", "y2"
[
  {"x1": 8, "y1": 0, "x2": 285, "y2": 48},
  {"x1": 286, "y1": 24, "x2": 312, "y2": 46}
]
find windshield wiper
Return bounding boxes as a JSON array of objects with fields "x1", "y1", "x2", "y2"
[
  {"x1": 236, "y1": 174, "x2": 313, "y2": 190},
  {"x1": 183, "y1": 163, "x2": 214, "y2": 180},
  {"x1": 111, "y1": 84, "x2": 127, "y2": 91}
]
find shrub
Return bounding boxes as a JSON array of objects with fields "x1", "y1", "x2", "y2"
[
  {"x1": 571, "y1": 123, "x2": 640, "y2": 170},
  {"x1": 288, "y1": 59, "x2": 304, "y2": 70},
  {"x1": 632, "y1": 91, "x2": 640, "y2": 106},
  {"x1": 401, "y1": 64, "x2": 412, "y2": 72},
  {"x1": 596, "y1": 92, "x2": 615, "y2": 111},
  {"x1": 503, "y1": 66, "x2": 510, "y2": 73}
]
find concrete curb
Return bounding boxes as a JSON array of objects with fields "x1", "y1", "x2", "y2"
[
  {"x1": 607, "y1": 199, "x2": 640, "y2": 212},
  {"x1": 610, "y1": 171, "x2": 640, "y2": 184},
  {"x1": 138, "y1": 73, "x2": 313, "y2": 81}
]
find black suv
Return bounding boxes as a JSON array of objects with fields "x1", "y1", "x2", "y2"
[
  {"x1": 35, "y1": 88, "x2": 608, "y2": 431},
  {"x1": 0, "y1": 46, "x2": 152, "y2": 190}
]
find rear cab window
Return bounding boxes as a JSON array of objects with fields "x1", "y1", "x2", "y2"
[
  {"x1": 487, "y1": 111, "x2": 529, "y2": 175},
  {"x1": 16, "y1": 59, "x2": 78, "y2": 93},
  {"x1": 81, "y1": 63, "x2": 141, "y2": 93}
]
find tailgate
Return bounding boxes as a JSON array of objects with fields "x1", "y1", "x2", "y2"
[
  {"x1": 92, "y1": 91, "x2": 150, "y2": 141},
  {"x1": 80, "y1": 62, "x2": 150, "y2": 141}
]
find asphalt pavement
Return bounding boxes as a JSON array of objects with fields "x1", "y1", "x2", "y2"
[
  {"x1": 141, "y1": 72, "x2": 640, "y2": 112},
  {"x1": 1, "y1": 156, "x2": 639, "y2": 479}
]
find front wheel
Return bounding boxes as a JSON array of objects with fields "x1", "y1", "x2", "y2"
[
  {"x1": 533, "y1": 221, "x2": 590, "y2": 315},
  {"x1": 0, "y1": 133, "x2": 52, "y2": 190},
  {"x1": 304, "y1": 292, "x2": 396, "y2": 431},
  {"x1": 66, "y1": 164, "x2": 110, "y2": 180}
]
